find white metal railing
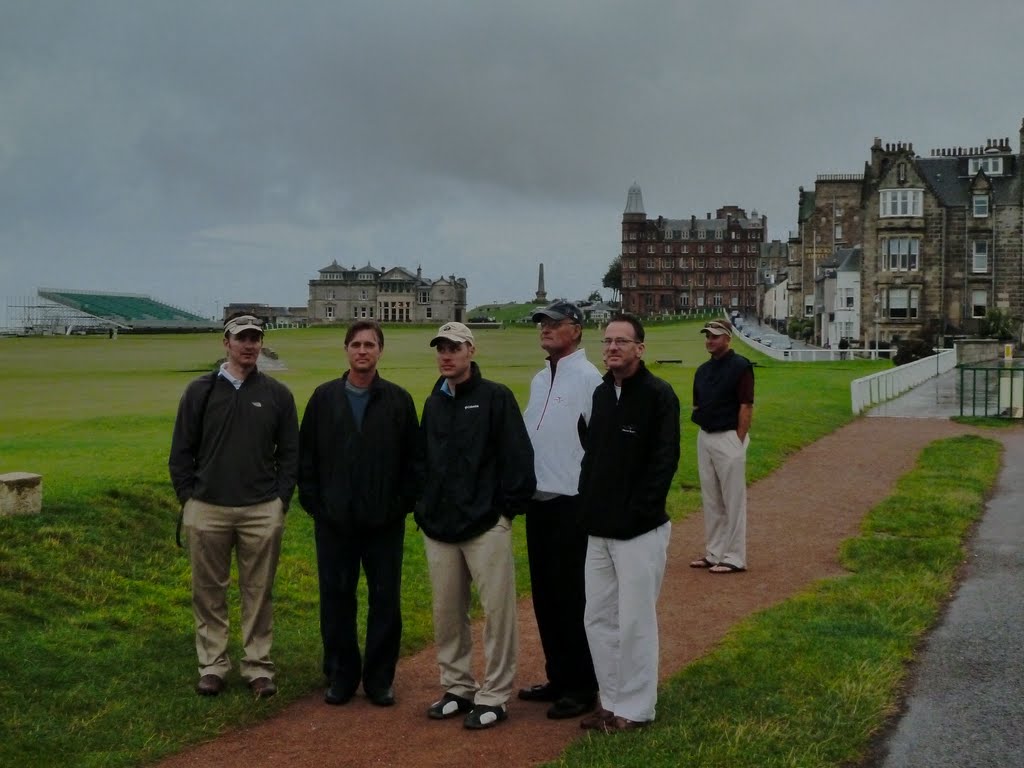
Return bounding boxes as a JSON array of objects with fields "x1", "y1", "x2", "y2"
[{"x1": 850, "y1": 350, "x2": 956, "y2": 414}]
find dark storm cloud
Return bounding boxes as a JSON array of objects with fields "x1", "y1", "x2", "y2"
[{"x1": 2, "y1": 0, "x2": 1024, "y2": 318}]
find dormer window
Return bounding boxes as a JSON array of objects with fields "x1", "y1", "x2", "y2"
[
  {"x1": 973, "y1": 194, "x2": 990, "y2": 217},
  {"x1": 880, "y1": 189, "x2": 922, "y2": 217},
  {"x1": 969, "y1": 157, "x2": 1003, "y2": 176}
]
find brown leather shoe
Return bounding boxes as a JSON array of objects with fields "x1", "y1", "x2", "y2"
[
  {"x1": 579, "y1": 708, "x2": 614, "y2": 730},
  {"x1": 249, "y1": 677, "x2": 277, "y2": 698},
  {"x1": 195, "y1": 674, "x2": 225, "y2": 696},
  {"x1": 601, "y1": 715, "x2": 651, "y2": 733}
]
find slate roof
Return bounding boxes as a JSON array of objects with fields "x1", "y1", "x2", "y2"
[{"x1": 915, "y1": 155, "x2": 1022, "y2": 207}]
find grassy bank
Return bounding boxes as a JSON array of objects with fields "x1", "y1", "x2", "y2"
[
  {"x1": 1, "y1": 323, "x2": 887, "y2": 766},
  {"x1": 555, "y1": 434, "x2": 1002, "y2": 767}
]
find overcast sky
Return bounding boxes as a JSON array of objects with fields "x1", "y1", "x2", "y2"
[{"x1": 3, "y1": 0, "x2": 1023, "y2": 323}]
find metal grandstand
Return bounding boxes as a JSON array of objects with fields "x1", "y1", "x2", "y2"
[{"x1": 4, "y1": 289, "x2": 219, "y2": 335}]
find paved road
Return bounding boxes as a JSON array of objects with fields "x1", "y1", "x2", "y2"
[{"x1": 867, "y1": 376, "x2": 1024, "y2": 767}]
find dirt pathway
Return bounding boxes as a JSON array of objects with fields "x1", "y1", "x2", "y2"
[{"x1": 154, "y1": 418, "x2": 976, "y2": 768}]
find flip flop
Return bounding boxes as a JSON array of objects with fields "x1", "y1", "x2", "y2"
[
  {"x1": 689, "y1": 557, "x2": 715, "y2": 568},
  {"x1": 709, "y1": 563, "x2": 746, "y2": 574}
]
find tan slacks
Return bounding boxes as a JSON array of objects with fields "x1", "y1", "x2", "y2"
[
  {"x1": 183, "y1": 497, "x2": 285, "y2": 681},
  {"x1": 696, "y1": 429, "x2": 749, "y2": 569},
  {"x1": 423, "y1": 517, "x2": 518, "y2": 707}
]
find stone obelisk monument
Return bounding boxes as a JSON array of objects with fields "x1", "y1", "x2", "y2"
[{"x1": 534, "y1": 263, "x2": 547, "y2": 303}]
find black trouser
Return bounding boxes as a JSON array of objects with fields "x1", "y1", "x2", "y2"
[
  {"x1": 314, "y1": 516, "x2": 405, "y2": 696},
  {"x1": 525, "y1": 495, "x2": 597, "y2": 697}
]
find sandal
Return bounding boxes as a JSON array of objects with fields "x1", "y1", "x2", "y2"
[
  {"x1": 708, "y1": 563, "x2": 746, "y2": 574},
  {"x1": 689, "y1": 557, "x2": 715, "y2": 568}
]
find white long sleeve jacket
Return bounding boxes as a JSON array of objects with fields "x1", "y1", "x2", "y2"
[{"x1": 523, "y1": 347, "x2": 603, "y2": 497}]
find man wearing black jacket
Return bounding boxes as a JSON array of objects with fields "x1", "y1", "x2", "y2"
[
  {"x1": 298, "y1": 320, "x2": 419, "y2": 707},
  {"x1": 578, "y1": 313, "x2": 680, "y2": 733},
  {"x1": 416, "y1": 322, "x2": 536, "y2": 730}
]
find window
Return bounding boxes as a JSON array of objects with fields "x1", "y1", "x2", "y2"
[
  {"x1": 696, "y1": 257, "x2": 705, "y2": 268},
  {"x1": 972, "y1": 290, "x2": 987, "y2": 318},
  {"x1": 627, "y1": 259, "x2": 636, "y2": 269},
  {"x1": 664, "y1": 272, "x2": 673, "y2": 286},
  {"x1": 749, "y1": 244, "x2": 757, "y2": 253},
  {"x1": 880, "y1": 237, "x2": 920, "y2": 271},
  {"x1": 326, "y1": 305, "x2": 335, "y2": 319},
  {"x1": 418, "y1": 289, "x2": 429, "y2": 304},
  {"x1": 973, "y1": 194, "x2": 990, "y2": 217},
  {"x1": 845, "y1": 290, "x2": 854, "y2": 308},
  {"x1": 629, "y1": 245, "x2": 637, "y2": 254},
  {"x1": 715, "y1": 230, "x2": 724, "y2": 240},
  {"x1": 714, "y1": 245, "x2": 723, "y2": 253},
  {"x1": 969, "y1": 157, "x2": 1003, "y2": 176},
  {"x1": 629, "y1": 232, "x2": 638, "y2": 240},
  {"x1": 712, "y1": 293, "x2": 723, "y2": 307},
  {"x1": 698, "y1": 229, "x2": 706, "y2": 240},
  {"x1": 698, "y1": 245, "x2": 705, "y2": 254},
  {"x1": 358, "y1": 273, "x2": 374, "y2": 281},
  {"x1": 679, "y1": 294, "x2": 689, "y2": 307},
  {"x1": 645, "y1": 258, "x2": 656, "y2": 269},
  {"x1": 886, "y1": 288, "x2": 919, "y2": 319},
  {"x1": 664, "y1": 244, "x2": 672, "y2": 254},
  {"x1": 835, "y1": 223, "x2": 843, "y2": 241},
  {"x1": 879, "y1": 189, "x2": 922, "y2": 217},
  {"x1": 731, "y1": 295, "x2": 740, "y2": 307},
  {"x1": 972, "y1": 241, "x2": 989, "y2": 273},
  {"x1": 679, "y1": 257, "x2": 689, "y2": 269},
  {"x1": 805, "y1": 296, "x2": 814, "y2": 317},
  {"x1": 731, "y1": 245, "x2": 739, "y2": 254},
  {"x1": 897, "y1": 162, "x2": 907, "y2": 183},
  {"x1": 360, "y1": 289, "x2": 369, "y2": 300},
  {"x1": 697, "y1": 273, "x2": 705, "y2": 287},
  {"x1": 681, "y1": 244, "x2": 689, "y2": 254},
  {"x1": 697, "y1": 295, "x2": 705, "y2": 307},
  {"x1": 426, "y1": 307, "x2": 432, "y2": 319},
  {"x1": 731, "y1": 273, "x2": 739, "y2": 286},
  {"x1": 647, "y1": 244, "x2": 655, "y2": 254}
]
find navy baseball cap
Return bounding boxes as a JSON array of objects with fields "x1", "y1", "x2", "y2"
[{"x1": 532, "y1": 301, "x2": 584, "y2": 325}]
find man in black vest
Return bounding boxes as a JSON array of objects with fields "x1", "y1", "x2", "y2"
[
  {"x1": 298, "y1": 320, "x2": 419, "y2": 707},
  {"x1": 690, "y1": 318, "x2": 754, "y2": 574}
]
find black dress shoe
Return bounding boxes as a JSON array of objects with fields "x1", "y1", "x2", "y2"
[
  {"x1": 367, "y1": 687, "x2": 396, "y2": 707},
  {"x1": 517, "y1": 682, "x2": 559, "y2": 702},
  {"x1": 195, "y1": 674, "x2": 225, "y2": 696},
  {"x1": 324, "y1": 682, "x2": 355, "y2": 705},
  {"x1": 547, "y1": 694, "x2": 597, "y2": 719}
]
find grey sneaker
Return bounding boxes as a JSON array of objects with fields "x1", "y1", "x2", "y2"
[
  {"x1": 463, "y1": 703, "x2": 508, "y2": 730},
  {"x1": 427, "y1": 692, "x2": 474, "y2": 720}
]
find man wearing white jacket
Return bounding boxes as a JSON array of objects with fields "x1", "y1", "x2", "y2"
[{"x1": 518, "y1": 301, "x2": 603, "y2": 719}]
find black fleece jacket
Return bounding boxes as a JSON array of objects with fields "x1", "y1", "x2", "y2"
[
  {"x1": 415, "y1": 362, "x2": 536, "y2": 543},
  {"x1": 297, "y1": 372, "x2": 420, "y2": 532},
  {"x1": 578, "y1": 361, "x2": 681, "y2": 539}
]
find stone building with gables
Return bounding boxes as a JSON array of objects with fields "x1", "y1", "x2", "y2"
[
  {"x1": 307, "y1": 261, "x2": 468, "y2": 324},
  {"x1": 619, "y1": 183, "x2": 766, "y2": 317},
  {"x1": 789, "y1": 120, "x2": 1024, "y2": 347}
]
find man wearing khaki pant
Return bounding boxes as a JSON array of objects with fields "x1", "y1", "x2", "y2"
[{"x1": 169, "y1": 314, "x2": 299, "y2": 698}]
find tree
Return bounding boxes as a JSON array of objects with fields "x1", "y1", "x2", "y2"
[
  {"x1": 587, "y1": 290, "x2": 603, "y2": 303},
  {"x1": 978, "y1": 308, "x2": 1019, "y2": 341},
  {"x1": 602, "y1": 257, "x2": 622, "y2": 303}
]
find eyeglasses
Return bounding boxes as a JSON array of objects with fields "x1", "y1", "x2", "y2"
[{"x1": 601, "y1": 337, "x2": 639, "y2": 347}]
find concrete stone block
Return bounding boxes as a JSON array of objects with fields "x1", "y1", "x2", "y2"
[{"x1": 0, "y1": 472, "x2": 43, "y2": 516}]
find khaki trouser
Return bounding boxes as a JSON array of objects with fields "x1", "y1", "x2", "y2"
[
  {"x1": 183, "y1": 497, "x2": 285, "y2": 681},
  {"x1": 423, "y1": 517, "x2": 518, "y2": 707},
  {"x1": 696, "y1": 429, "x2": 749, "y2": 569}
]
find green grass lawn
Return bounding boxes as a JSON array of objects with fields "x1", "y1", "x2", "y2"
[{"x1": 0, "y1": 322, "x2": 915, "y2": 766}]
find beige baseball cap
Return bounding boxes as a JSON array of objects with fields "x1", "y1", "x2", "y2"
[{"x1": 430, "y1": 321, "x2": 475, "y2": 347}]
